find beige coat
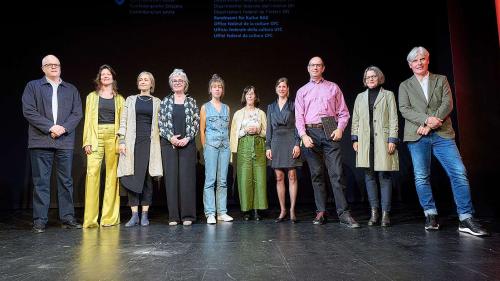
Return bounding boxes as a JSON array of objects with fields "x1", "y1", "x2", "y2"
[
  {"x1": 351, "y1": 88, "x2": 399, "y2": 171},
  {"x1": 230, "y1": 108, "x2": 267, "y2": 154},
  {"x1": 398, "y1": 73, "x2": 455, "y2": 142},
  {"x1": 117, "y1": 95, "x2": 162, "y2": 177}
]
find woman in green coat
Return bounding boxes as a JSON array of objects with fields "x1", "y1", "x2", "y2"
[{"x1": 351, "y1": 66, "x2": 399, "y2": 227}]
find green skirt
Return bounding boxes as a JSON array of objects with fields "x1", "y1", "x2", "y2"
[{"x1": 237, "y1": 135, "x2": 268, "y2": 211}]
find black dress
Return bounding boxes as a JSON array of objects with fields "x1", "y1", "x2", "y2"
[
  {"x1": 265, "y1": 99, "x2": 302, "y2": 169},
  {"x1": 120, "y1": 97, "x2": 153, "y2": 194}
]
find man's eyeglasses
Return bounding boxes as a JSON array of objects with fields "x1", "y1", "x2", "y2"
[
  {"x1": 308, "y1": 63, "x2": 323, "y2": 68},
  {"x1": 43, "y1": 64, "x2": 60, "y2": 68}
]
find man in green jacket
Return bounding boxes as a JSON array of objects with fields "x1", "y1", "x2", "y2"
[{"x1": 399, "y1": 46, "x2": 489, "y2": 236}]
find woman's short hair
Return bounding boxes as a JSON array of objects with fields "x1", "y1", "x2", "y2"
[
  {"x1": 362, "y1": 66, "x2": 385, "y2": 87},
  {"x1": 168, "y1": 68, "x2": 189, "y2": 93},
  {"x1": 208, "y1": 74, "x2": 225, "y2": 98},
  {"x1": 94, "y1": 64, "x2": 118, "y2": 96},
  {"x1": 137, "y1": 71, "x2": 155, "y2": 93},
  {"x1": 241, "y1": 85, "x2": 260, "y2": 107},
  {"x1": 275, "y1": 77, "x2": 290, "y2": 97},
  {"x1": 406, "y1": 46, "x2": 429, "y2": 63}
]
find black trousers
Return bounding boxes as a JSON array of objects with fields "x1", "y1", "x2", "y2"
[
  {"x1": 161, "y1": 139, "x2": 197, "y2": 222},
  {"x1": 301, "y1": 128, "x2": 349, "y2": 216},
  {"x1": 127, "y1": 175, "x2": 153, "y2": 206}
]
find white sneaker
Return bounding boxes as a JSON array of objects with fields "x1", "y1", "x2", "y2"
[
  {"x1": 207, "y1": 215, "x2": 216, "y2": 224},
  {"x1": 168, "y1": 221, "x2": 178, "y2": 226},
  {"x1": 217, "y1": 214, "x2": 234, "y2": 222}
]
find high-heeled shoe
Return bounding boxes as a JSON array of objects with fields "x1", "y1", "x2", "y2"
[
  {"x1": 275, "y1": 214, "x2": 287, "y2": 223},
  {"x1": 290, "y1": 213, "x2": 297, "y2": 224}
]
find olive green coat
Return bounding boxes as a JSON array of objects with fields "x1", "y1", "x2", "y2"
[
  {"x1": 398, "y1": 73, "x2": 455, "y2": 142},
  {"x1": 351, "y1": 88, "x2": 399, "y2": 171}
]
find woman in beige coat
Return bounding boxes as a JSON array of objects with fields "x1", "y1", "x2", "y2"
[
  {"x1": 117, "y1": 71, "x2": 162, "y2": 227},
  {"x1": 351, "y1": 66, "x2": 399, "y2": 227}
]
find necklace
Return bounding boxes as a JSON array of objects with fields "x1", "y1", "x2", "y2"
[{"x1": 138, "y1": 95, "x2": 152, "y2": 101}]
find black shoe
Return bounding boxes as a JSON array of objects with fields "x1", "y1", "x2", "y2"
[
  {"x1": 313, "y1": 212, "x2": 326, "y2": 225},
  {"x1": 339, "y1": 213, "x2": 360, "y2": 228},
  {"x1": 254, "y1": 210, "x2": 261, "y2": 221},
  {"x1": 458, "y1": 218, "x2": 490, "y2": 237},
  {"x1": 243, "y1": 212, "x2": 252, "y2": 221},
  {"x1": 275, "y1": 213, "x2": 287, "y2": 223},
  {"x1": 275, "y1": 217, "x2": 287, "y2": 223},
  {"x1": 61, "y1": 219, "x2": 82, "y2": 229},
  {"x1": 425, "y1": 215, "x2": 440, "y2": 231},
  {"x1": 32, "y1": 223, "x2": 46, "y2": 233}
]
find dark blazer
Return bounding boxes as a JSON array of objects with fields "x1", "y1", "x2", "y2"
[
  {"x1": 22, "y1": 77, "x2": 83, "y2": 149},
  {"x1": 265, "y1": 99, "x2": 300, "y2": 150},
  {"x1": 398, "y1": 73, "x2": 455, "y2": 142}
]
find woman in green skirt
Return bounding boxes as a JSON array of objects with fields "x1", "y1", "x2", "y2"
[{"x1": 230, "y1": 86, "x2": 268, "y2": 220}]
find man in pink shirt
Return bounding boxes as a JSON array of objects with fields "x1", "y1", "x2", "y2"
[{"x1": 295, "y1": 56, "x2": 359, "y2": 227}]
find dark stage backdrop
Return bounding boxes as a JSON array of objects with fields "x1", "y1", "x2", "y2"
[{"x1": 2, "y1": 1, "x2": 498, "y2": 216}]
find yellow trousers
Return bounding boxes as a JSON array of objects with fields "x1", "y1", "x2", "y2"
[{"x1": 83, "y1": 124, "x2": 120, "y2": 228}]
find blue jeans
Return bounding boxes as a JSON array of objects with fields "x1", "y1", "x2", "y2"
[
  {"x1": 30, "y1": 148, "x2": 76, "y2": 225},
  {"x1": 203, "y1": 144, "x2": 231, "y2": 216},
  {"x1": 364, "y1": 170, "x2": 392, "y2": 212},
  {"x1": 407, "y1": 133, "x2": 473, "y2": 220}
]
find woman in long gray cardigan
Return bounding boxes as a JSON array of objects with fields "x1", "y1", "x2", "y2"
[
  {"x1": 117, "y1": 71, "x2": 162, "y2": 227},
  {"x1": 351, "y1": 66, "x2": 399, "y2": 227}
]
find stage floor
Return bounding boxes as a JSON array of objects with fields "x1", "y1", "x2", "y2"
[{"x1": 0, "y1": 206, "x2": 499, "y2": 281}]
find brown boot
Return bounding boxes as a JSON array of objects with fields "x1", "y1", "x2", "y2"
[
  {"x1": 368, "y1": 208, "x2": 379, "y2": 226},
  {"x1": 381, "y1": 211, "x2": 391, "y2": 227}
]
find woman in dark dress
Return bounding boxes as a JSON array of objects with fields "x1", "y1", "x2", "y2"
[
  {"x1": 159, "y1": 69, "x2": 200, "y2": 226},
  {"x1": 118, "y1": 71, "x2": 163, "y2": 227},
  {"x1": 265, "y1": 78, "x2": 301, "y2": 223}
]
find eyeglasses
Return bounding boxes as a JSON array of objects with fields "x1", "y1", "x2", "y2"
[
  {"x1": 43, "y1": 63, "x2": 60, "y2": 68},
  {"x1": 172, "y1": 79, "x2": 185, "y2": 84},
  {"x1": 308, "y1": 63, "x2": 323, "y2": 68},
  {"x1": 365, "y1": 75, "x2": 377, "y2": 80}
]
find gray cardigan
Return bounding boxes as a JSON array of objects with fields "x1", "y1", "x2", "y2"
[{"x1": 22, "y1": 77, "x2": 82, "y2": 149}]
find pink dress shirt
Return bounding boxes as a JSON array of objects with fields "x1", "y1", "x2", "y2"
[{"x1": 295, "y1": 79, "x2": 350, "y2": 137}]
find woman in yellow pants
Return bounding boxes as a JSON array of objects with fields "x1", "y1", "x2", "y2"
[{"x1": 82, "y1": 64, "x2": 125, "y2": 228}]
